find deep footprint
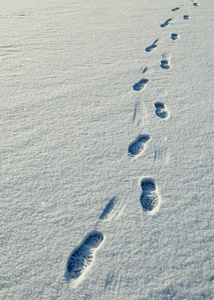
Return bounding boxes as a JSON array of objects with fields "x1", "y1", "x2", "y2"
[
  {"x1": 193, "y1": 2, "x2": 200, "y2": 6},
  {"x1": 145, "y1": 39, "x2": 159, "y2": 52},
  {"x1": 133, "y1": 78, "x2": 149, "y2": 91},
  {"x1": 140, "y1": 178, "x2": 160, "y2": 213},
  {"x1": 154, "y1": 102, "x2": 169, "y2": 119},
  {"x1": 66, "y1": 231, "x2": 103, "y2": 279},
  {"x1": 160, "y1": 59, "x2": 170, "y2": 70},
  {"x1": 160, "y1": 53, "x2": 171, "y2": 69},
  {"x1": 183, "y1": 15, "x2": 191, "y2": 20},
  {"x1": 171, "y1": 33, "x2": 179, "y2": 40},
  {"x1": 171, "y1": 7, "x2": 180, "y2": 12},
  {"x1": 128, "y1": 134, "x2": 150, "y2": 157},
  {"x1": 160, "y1": 18, "x2": 172, "y2": 28}
]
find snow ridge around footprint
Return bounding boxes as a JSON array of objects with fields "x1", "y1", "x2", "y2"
[
  {"x1": 140, "y1": 178, "x2": 161, "y2": 214},
  {"x1": 66, "y1": 231, "x2": 103, "y2": 280}
]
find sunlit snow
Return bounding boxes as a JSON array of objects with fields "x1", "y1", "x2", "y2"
[{"x1": 1, "y1": 0, "x2": 213, "y2": 299}]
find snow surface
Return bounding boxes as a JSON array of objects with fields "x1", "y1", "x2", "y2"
[{"x1": 1, "y1": 0, "x2": 214, "y2": 299}]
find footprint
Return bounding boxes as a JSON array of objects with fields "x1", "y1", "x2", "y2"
[
  {"x1": 66, "y1": 231, "x2": 103, "y2": 280},
  {"x1": 140, "y1": 178, "x2": 161, "y2": 213},
  {"x1": 128, "y1": 134, "x2": 150, "y2": 157},
  {"x1": 133, "y1": 78, "x2": 149, "y2": 92},
  {"x1": 183, "y1": 15, "x2": 191, "y2": 20},
  {"x1": 192, "y1": 1, "x2": 200, "y2": 6},
  {"x1": 160, "y1": 18, "x2": 172, "y2": 28},
  {"x1": 145, "y1": 39, "x2": 159, "y2": 52},
  {"x1": 140, "y1": 66, "x2": 148, "y2": 74},
  {"x1": 154, "y1": 102, "x2": 169, "y2": 119},
  {"x1": 142, "y1": 67, "x2": 148, "y2": 74},
  {"x1": 161, "y1": 59, "x2": 170, "y2": 69},
  {"x1": 160, "y1": 54, "x2": 171, "y2": 70},
  {"x1": 171, "y1": 7, "x2": 180, "y2": 12},
  {"x1": 171, "y1": 33, "x2": 179, "y2": 40}
]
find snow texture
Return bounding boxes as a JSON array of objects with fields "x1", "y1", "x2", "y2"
[{"x1": 1, "y1": 0, "x2": 214, "y2": 299}]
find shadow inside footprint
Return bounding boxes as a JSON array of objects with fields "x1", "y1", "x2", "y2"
[
  {"x1": 128, "y1": 134, "x2": 150, "y2": 157},
  {"x1": 66, "y1": 231, "x2": 103, "y2": 280},
  {"x1": 140, "y1": 178, "x2": 160, "y2": 212},
  {"x1": 154, "y1": 102, "x2": 169, "y2": 119},
  {"x1": 193, "y1": 2, "x2": 200, "y2": 6},
  {"x1": 133, "y1": 78, "x2": 149, "y2": 91}
]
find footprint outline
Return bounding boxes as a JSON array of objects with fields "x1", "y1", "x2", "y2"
[
  {"x1": 154, "y1": 102, "x2": 169, "y2": 119},
  {"x1": 145, "y1": 39, "x2": 159, "y2": 52},
  {"x1": 140, "y1": 177, "x2": 161, "y2": 214},
  {"x1": 171, "y1": 33, "x2": 179, "y2": 40},
  {"x1": 160, "y1": 18, "x2": 172, "y2": 28},
  {"x1": 66, "y1": 230, "x2": 104, "y2": 280},
  {"x1": 133, "y1": 78, "x2": 149, "y2": 92},
  {"x1": 128, "y1": 134, "x2": 150, "y2": 158},
  {"x1": 160, "y1": 53, "x2": 171, "y2": 70}
]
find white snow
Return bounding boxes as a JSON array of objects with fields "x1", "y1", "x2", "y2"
[{"x1": 1, "y1": 0, "x2": 214, "y2": 299}]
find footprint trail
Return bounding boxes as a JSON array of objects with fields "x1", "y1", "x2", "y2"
[
  {"x1": 66, "y1": 231, "x2": 103, "y2": 280},
  {"x1": 128, "y1": 134, "x2": 150, "y2": 157}
]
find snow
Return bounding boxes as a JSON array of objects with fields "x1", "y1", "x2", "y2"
[{"x1": 1, "y1": 0, "x2": 214, "y2": 299}]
